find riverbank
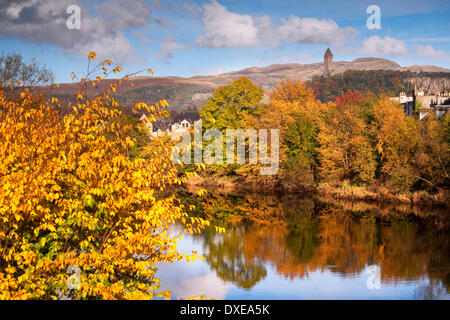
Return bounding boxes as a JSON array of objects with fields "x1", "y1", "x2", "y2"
[
  {"x1": 317, "y1": 181, "x2": 449, "y2": 208},
  {"x1": 185, "y1": 176, "x2": 450, "y2": 208}
]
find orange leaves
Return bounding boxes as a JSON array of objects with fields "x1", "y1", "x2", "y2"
[
  {"x1": 132, "y1": 99, "x2": 169, "y2": 117},
  {"x1": 335, "y1": 90, "x2": 361, "y2": 107},
  {"x1": 125, "y1": 136, "x2": 135, "y2": 148},
  {"x1": 101, "y1": 59, "x2": 113, "y2": 66},
  {"x1": 111, "y1": 155, "x2": 127, "y2": 168},
  {"x1": 0, "y1": 55, "x2": 213, "y2": 301},
  {"x1": 88, "y1": 51, "x2": 97, "y2": 61},
  {"x1": 160, "y1": 99, "x2": 169, "y2": 108},
  {"x1": 196, "y1": 189, "x2": 207, "y2": 197},
  {"x1": 110, "y1": 99, "x2": 119, "y2": 108},
  {"x1": 214, "y1": 226, "x2": 226, "y2": 234},
  {"x1": 182, "y1": 216, "x2": 211, "y2": 234}
]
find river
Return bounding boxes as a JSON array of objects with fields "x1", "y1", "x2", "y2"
[{"x1": 156, "y1": 192, "x2": 450, "y2": 300}]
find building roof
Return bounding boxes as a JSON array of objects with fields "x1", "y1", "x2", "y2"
[
  {"x1": 171, "y1": 111, "x2": 200, "y2": 124},
  {"x1": 140, "y1": 111, "x2": 201, "y2": 133}
]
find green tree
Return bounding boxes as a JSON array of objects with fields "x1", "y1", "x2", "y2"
[
  {"x1": 283, "y1": 115, "x2": 318, "y2": 183},
  {"x1": 200, "y1": 77, "x2": 264, "y2": 130},
  {"x1": 202, "y1": 227, "x2": 267, "y2": 289}
]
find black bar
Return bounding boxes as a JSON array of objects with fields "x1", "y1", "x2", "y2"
[{"x1": 0, "y1": 300, "x2": 447, "y2": 319}]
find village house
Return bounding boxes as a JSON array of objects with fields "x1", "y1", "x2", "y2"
[
  {"x1": 390, "y1": 87, "x2": 450, "y2": 119},
  {"x1": 139, "y1": 111, "x2": 201, "y2": 138}
]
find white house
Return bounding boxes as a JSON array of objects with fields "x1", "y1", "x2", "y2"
[{"x1": 139, "y1": 111, "x2": 200, "y2": 138}]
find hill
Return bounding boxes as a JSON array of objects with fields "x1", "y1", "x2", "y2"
[
  {"x1": 39, "y1": 57, "x2": 450, "y2": 110},
  {"x1": 307, "y1": 70, "x2": 450, "y2": 102}
]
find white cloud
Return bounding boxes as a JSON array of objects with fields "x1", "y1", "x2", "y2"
[
  {"x1": 413, "y1": 45, "x2": 446, "y2": 57},
  {"x1": 196, "y1": 0, "x2": 261, "y2": 48},
  {"x1": 96, "y1": 0, "x2": 150, "y2": 30},
  {"x1": 196, "y1": 0, "x2": 356, "y2": 49},
  {"x1": 277, "y1": 16, "x2": 357, "y2": 47},
  {"x1": 0, "y1": 0, "x2": 162, "y2": 62},
  {"x1": 157, "y1": 35, "x2": 189, "y2": 59},
  {"x1": 360, "y1": 36, "x2": 408, "y2": 56},
  {"x1": 72, "y1": 32, "x2": 134, "y2": 63}
]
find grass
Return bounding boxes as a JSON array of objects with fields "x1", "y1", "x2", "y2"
[{"x1": 318, "y1": 180, "x2": 449, "y2": 208}]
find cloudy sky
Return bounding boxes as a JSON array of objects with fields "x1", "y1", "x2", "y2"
[{"x1": 1, "y1": 0, "x2": 449, "y2": 82}]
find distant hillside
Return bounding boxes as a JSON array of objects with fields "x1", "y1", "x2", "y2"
[
  {"x1": 307, "y1": 70, "x2": 450, "y2": 102},
  {"x1": 40, "y1": 57, "x2": 450, "y2": 110}
]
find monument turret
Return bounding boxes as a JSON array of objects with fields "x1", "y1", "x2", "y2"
[{"x1": 324, "y1": 48, "x2": 333, "y2": 76}]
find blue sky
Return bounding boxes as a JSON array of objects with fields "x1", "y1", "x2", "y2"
[{"x1": 1, "y1": 0, "x2": 449, "y2": 83}]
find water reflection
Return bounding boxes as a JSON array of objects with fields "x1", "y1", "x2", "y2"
[
  {"x1": 157, "y1": 192, "x2": 450, "y2": 299},
  {"x1": 202, "y1": 228, "x2": 267, "y2": 289}
]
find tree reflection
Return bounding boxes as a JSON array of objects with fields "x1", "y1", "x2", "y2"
[
  {"x1": 200, "y1": 227, "x2": 267, "y2": 289},
  {"x1": 186, "y1": 192, "x2": 450, "y2": 296}
]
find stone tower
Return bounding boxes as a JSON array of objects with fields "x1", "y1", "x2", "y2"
[{"x1": 324, "y1": 48, "x2": 333, "y2": 76}]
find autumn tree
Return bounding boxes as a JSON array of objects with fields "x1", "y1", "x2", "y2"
[
  {"x1": 318, "y1": 103, "x2": 376, "y2": 183},
  {"x1": 251, "y1": 79, "x2": 329, "y2": 181},
  {"x1": 335, "y1": 90, "x2": 361, "y2": 107},
  {"x1": 0, "y1": 53, "x2": 211, "y2": 300},
  {"x1": 408, "y1": 113, "x2": 449, "y2": 190},
  {"x1": 371, "y1": 96, "x2": 448, "y2": 192},
  {"x1": 270, "y1": 78, "x2": 315, "y2": 103},
  {"x1": 371, "y1": 98, "x2": 424, "y2": 190},
  {"x1": 250, "y1": 79, "x2": 325, "y2": 132}
]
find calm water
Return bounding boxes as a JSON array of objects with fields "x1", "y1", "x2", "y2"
[{"x1": 157, "y1": 193, "x2": 450, "y2": 299}]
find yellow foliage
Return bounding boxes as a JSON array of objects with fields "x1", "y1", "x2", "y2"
[{"x1": 0, "y1": 53, "x2": 209, "y2": 300}]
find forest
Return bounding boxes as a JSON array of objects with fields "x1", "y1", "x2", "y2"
[
  {"x1": 196, "y1": 77, "x2": 450, "y2": 206},
  {"x1": 307, "y1": 70, "x2": 450, "y2": 102}
]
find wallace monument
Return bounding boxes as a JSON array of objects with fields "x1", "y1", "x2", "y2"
[{"x1": 324, "y1": 48, "x2": 333, "y2": 76}]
